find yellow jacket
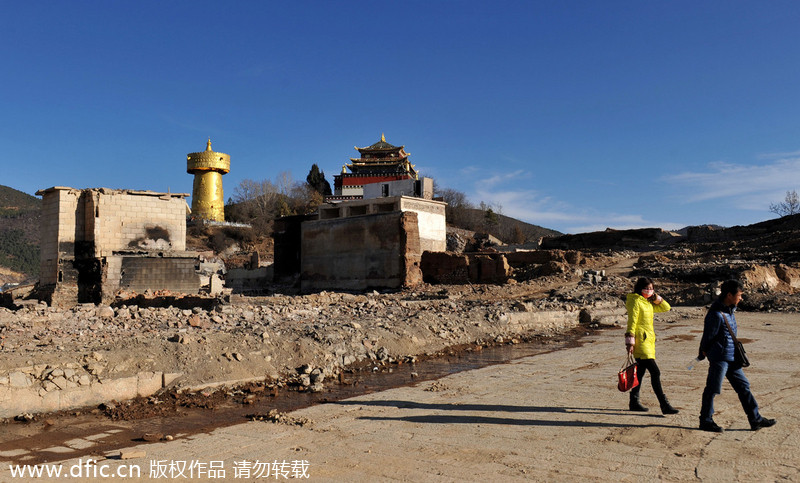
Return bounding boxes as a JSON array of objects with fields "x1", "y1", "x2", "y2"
[{"x1": 625, "y1": 293, "x2": 671, "y2": 359}]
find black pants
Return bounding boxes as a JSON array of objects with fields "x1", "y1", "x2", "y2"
[{"x1": 631, "y1": 358, "x2": 667, "y2": 404}]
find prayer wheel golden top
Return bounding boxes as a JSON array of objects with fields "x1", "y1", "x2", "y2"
[{"x1": 187, "y1": 139, "x2": 230, "y2": 174}]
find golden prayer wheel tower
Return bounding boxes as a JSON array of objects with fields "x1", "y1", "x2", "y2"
[{"x1": 187, "y1": 139, "x2": 230, "y2": 221}]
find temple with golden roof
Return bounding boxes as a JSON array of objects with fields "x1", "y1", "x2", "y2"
[{"x1": 330, "y1": 134, "x2": 418, "y2": 200}]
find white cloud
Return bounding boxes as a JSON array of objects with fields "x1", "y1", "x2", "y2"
[
  {"x1": 471, "y1": 186, "x2": 682, "y2": 234},
  {"x1": 757, "y1": 150, "x2": 800, "y2": 160},
  {"x1": 458, "y1": 166, "x2": 481, "y2": 177},
  {"x1": 473, "y1": 187, "x2": 575, "y2": 222},
  {"x1": 665, "y1": 157, "x2": 800, "y2": 208},
  {"x1": 483, "y1": 170, "x2": 529, "y2": 188}
]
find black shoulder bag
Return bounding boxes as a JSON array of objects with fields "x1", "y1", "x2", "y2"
[{"x1": 722, "y1": 313, "x2": 750, "y2": 367}]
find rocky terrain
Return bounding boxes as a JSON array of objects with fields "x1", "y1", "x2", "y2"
[
  {"x1": 1, "y1": 213, "x2": 799, "y2": 424},
  {"x1": 0, "y1": 273, "x2": 618, "y2": 415}
]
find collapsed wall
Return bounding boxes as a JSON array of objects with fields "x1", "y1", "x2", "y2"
[
  {"x1": 421, "y1": 249, "x2": 585, "y2": 284},
  {"x1": 36, "y1": 187, "x2": 200, "y2": 306}
]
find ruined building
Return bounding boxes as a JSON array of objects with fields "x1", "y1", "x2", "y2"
[
  {"x1": 187, "y1": 139, "x2": 230, "y2": 221},
  {"x1": 330, "y1": 134, "x2": 418, "y2": 201},
  {"x1": 274, "y1": 135, "x2": 445, "y2": 290},
  {"x1": 36, "y1": 187, "x2": 200, "y2": 306},
  {"x1": 300, "y1": 195, "x2": 447, "y2": 292}
]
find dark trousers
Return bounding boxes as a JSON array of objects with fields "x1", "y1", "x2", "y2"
[
  {"x1": 631, "y1": 358, "x2": 668, "y2": 404},
  {"x1": 700, "y1": 359, "x2": 761, "y2": 424}
]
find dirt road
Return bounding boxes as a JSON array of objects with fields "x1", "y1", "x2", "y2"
[{"x1": 2, "y1": 306, "x2": 797, "y2": 482}]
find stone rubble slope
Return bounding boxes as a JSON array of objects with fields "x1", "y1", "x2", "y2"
[{"x1": 0, "y1": 275, "x2": 623, "y2": 418}]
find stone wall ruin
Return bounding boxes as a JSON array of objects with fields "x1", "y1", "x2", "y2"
[{"x1": 36, "y1": 187, "x2": 200, "y2": 306}]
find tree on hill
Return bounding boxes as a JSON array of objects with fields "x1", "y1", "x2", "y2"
[
  {"x1": 226, "y1": 171, "x2": 324, "y2": 234},
  {"x1": 437, "y1": 187, "x2": 472, "y2": 210},
  {"x1": 0, "y1": 185, "x2": 40, "y2": 217},
  {"x1": 306, "y1": 164, "x2": 332, "y2": 196},
  {"x1": 0, "y1": 229, "x2": 39, "y2": 276},
  {"x1": 0, "y1": 185, "x2": 41, "y2": 277},
  {"x1": 769, "y1": 190, "x2": 800, "y2": 217}
]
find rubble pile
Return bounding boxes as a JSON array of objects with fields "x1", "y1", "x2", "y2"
[
  {"x1": 0, "y1": 272, "x2": 622, "y2": 411},
  {"x1": 630, "y1": 246, "x2": 800, "y2": 310}
]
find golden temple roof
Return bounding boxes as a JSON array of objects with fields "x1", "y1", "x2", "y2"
[{"x1": 355, "y1": 134, "x2": 407, "y2": 154}]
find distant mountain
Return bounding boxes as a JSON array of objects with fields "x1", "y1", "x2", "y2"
[{"x1": 0, "y1": 185, "x2": 40, "y2": 279}]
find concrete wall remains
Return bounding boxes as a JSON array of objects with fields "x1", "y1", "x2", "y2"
[
  {"x1": 36, "y1": 187, "x2": 198, "y2": 306},
  {"x1": 301, "y1": 211, "x2": 422, "y2": 291},
  {"x1": 362, "y1": 177, "x2": 434, "y2": 200},
  {"x1": 316, "y1": 196, "x2": 446, "y2": 253},
  {"x1": 421, "y1": 249, "x2": 587, "y2": 284}
]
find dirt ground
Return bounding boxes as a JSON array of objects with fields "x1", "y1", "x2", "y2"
[{"x1": 2, "y1": 306, "x2": 796, "y2": 482}]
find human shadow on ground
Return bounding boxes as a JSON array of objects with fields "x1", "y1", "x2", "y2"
[
  {"x1": 357, "y1": 414, "x2": 683, "y2": 429},
  {"x1": 331, "y1": 399, "x2": 667, "y2": 418}
]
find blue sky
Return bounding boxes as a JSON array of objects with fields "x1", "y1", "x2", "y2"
[{"x1": 3, "y1": 1, "x2": 800, "y2": 234}]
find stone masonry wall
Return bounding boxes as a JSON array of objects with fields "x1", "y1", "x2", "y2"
[
  {"x1": 36, "y1": 187, "x2": 194, "y2": 306},
  {"x1": 38, "y1": 189, "x2": 83, "y2": 286},
  {"x1": 421, "y1": 252, "x2": 510, "y2": 284},
  {"x1": 317, "y1": 196, "x2": 446, "y2": 254},
  {"x1": 86, "y1": 191, "x2": 187, "y2": 256}
]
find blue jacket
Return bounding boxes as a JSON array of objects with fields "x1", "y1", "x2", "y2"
[{"x1": 699, "y1": 299, "x2": 737, "y2": 362}]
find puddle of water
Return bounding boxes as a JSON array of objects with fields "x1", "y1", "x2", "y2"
[{"x1": 0, "y1": 327, "x2": 594, "y2": 466}]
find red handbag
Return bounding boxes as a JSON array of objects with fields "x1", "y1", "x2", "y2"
[{"x1": 617, "y1": 353, "x2": 639, "y2": 392}]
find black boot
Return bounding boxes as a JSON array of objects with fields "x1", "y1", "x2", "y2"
[
  {"x1": 629, "y1": 393, "x2": 648, "y2": 412},
  {"x1": 660, "y1": 398, "x2": 679, "y2": 415}
]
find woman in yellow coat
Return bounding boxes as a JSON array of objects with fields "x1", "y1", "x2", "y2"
[{"x1": 625, "y1": 277, "x2": 679, "y2": 414}]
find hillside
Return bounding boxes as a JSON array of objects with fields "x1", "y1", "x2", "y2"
[
  {"x1": 0, "y1": 185, "x2": 40, "y2": 280},
  {"x1": 446, "y1": 206, "x2": 561, "y2": 244},
  {"x1": 0, "y1": 185, "x2": 40, "y2": 217}
]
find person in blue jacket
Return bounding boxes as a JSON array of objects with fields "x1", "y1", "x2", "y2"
[{"x1": 698, "y1": 279, "x2": 777, "y2": 433}]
